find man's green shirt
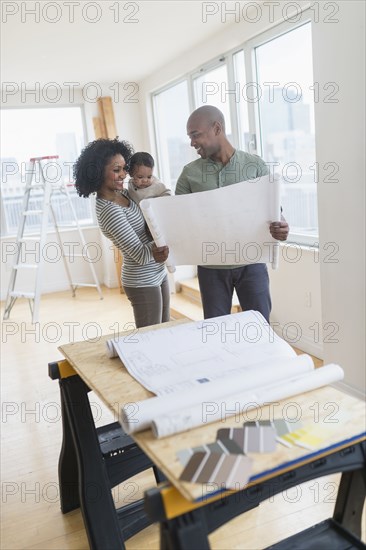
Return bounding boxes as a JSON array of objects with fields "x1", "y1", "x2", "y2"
[{"x1": 175, "y1": 150, "x2": 268, "y2": 194}]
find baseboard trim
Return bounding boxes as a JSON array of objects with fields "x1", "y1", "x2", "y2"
[
  {"x1": 272, "y1": 323, "x2": 323, "y2": 359},
  {"x1": 103, "y1": 276, "x2": 119, "y2": 289},
  {"x1": 333, "y1": 380, "x2": 366, "y2": 401}
]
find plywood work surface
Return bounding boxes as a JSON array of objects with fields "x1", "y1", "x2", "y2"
[{"x1": 59, "y1": 321, "x2": 366, "y2": 502}]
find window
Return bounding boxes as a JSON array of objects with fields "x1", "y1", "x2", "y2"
[
  {"x1": 1, "y1": 106, "x2": 92, "y2": 235},
  {"x1": 152, "y1": 14, "x2": 317, "y2": 244},
  {"x1": 193, "y1": 62, "x2": 233, "y2": 143},
  {"x1": 252, "y1": 22, "x2": 317, "y2": 240},
  {"x1": 233, "y1": 51, "x2": 250, "y2": 152},
  {"x1": 153, "y1": 81, "x2": 195, "y2": 192}
]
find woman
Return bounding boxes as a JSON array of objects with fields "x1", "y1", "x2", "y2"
[{"x1": 74, "y1": 138, "x2": 170, "y2": 328}]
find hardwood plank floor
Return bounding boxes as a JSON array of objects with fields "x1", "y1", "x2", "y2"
[{"x1": 1, "y1": 287, "x2": 363, "y2": 549}]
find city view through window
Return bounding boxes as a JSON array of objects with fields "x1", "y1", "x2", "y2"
[{"x1": 1, "y1": 107, "x2": 92, "y2": 234}]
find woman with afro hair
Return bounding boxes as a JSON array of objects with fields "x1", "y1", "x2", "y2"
[{"x1": 74, "y1": 138, "x2": 170, "y2": 328}]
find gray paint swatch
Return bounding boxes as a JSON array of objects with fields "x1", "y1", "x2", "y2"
[
  {"x1": 179, "y1": 451, "x2": 252, "y2": 489},
  {"x1": 217, "y1": 428, "x2": 246, "y2": 450},
  {"x1": 218, "y1": 422, "x2": 277, "y2": 453},
  {"x1": 177, "y1": 438, "x2": 243, "y2": 467},
  {"x1": 242, "y1": 421, "x2": 277, "y2": 453}
]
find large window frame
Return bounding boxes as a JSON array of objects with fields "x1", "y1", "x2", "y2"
[
  {"x1": 151, "y1": 78, "x2": 195, "y2": 191},
  {"x1": 151, "y1": 13, "x2": 318, "y2": 247},
  {"x1": 0, "y1": 104, "x2": 96, "y2": 237},
  {"x1": 245, "y1": 19, "x2": 317, "y2": 245}
]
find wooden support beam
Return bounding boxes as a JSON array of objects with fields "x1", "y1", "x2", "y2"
[
  {"x1": 97, "y1": 99, "x2": 108, "y2": 138},
  {"x1": 98, "y1": 96, "x2": 117, "y2": 138},
  {"x1": 93, "y1": 117, "x2": 106, "y2": 139}
]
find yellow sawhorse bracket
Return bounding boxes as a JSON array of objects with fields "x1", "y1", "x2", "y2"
[{"x1": 48, "y1": 359, "x2": 77, "y2": 380}]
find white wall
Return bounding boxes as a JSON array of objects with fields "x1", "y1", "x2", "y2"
[
  {"x1": 270, "y1": 245, "x2": 322, "y2": 358},
  {"x1": 82, "y1": 84, "x2": 144, "y2": 149},
  {"x1": 312, "y1": 1, "x2": 365, "y2": 397},
  {"x1": 138, "y1": 4, "x2": 289, "y2": 154},
  {"x1": 138, "y1": 3, "x2": 365, "y2": 396}
]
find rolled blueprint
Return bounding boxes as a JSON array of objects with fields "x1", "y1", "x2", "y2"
[
  {"x1": 120, "y1": 354, "x2": 314, "y2": 434},
  {"x1": 140, "y1": 198, "x2": 176, "y2": 273},
  {"x1": 151, "y1": 364, "x2": 344, "y2": 438},
  {"x1": 106, "y1": 339, "x2": 117, "y2": 359}
]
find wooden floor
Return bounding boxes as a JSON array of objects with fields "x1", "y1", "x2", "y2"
[{"x1": 1, "y1": 287, "x2": 363, "y2": 549}]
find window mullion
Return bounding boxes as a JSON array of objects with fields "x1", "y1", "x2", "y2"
[
  {"x1": 226, "y1": 53, "x2": 240, "y2": 149},
  {"x1": 244, "y1": 47, "x2": 260, "y2": 156},
  {"x1": 187, "y1": 73, "x2": 195, "y2": 112}
]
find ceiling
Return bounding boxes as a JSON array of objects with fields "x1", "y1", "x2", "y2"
[{"x1": 1, "y1": 1, "x2": 238, "y2": 86}]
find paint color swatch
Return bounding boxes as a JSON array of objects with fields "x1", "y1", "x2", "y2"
[
  {"x1": 272, "y1": 419, "x2": 302, "y2": 447},
  {"x1": 217, "y1": 422, "x2": 277, "y2": 453},
  {"x1": 179, "y1": 451, "x2": 252, "y2": 489},
  {"x1": 281, "y1": 428, "x2": 307, "y2": 444},
  {"x1": 177, "y1": 438, "x2": 243, "y2": 466},
  {"x1": 284, "y1": 425, "x2": 334, "y2": 450},
  {"x1": 292, "y1": 429, "x2": 324, "y2": 450},
  {"x1": 242, "y1": 421, "x2": 277, "y2": 453},
  {"x1": 217, "y1": 428, "x2": 246, "y2": 450}
]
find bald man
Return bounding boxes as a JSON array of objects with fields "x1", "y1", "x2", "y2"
[{"x1": 175, "y1": 105, "x2": 289, "y2": 322}]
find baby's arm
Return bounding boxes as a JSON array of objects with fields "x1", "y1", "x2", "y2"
[
  {"x1": 159, "y1": 187, "x2": 171, "y2": 197},
  {"x1": 152, "y1": 177, "x2": 171, "y2": 197}
]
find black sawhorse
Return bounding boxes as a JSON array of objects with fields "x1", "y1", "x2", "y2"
[
  {"x1": 145, "y1": 438, "x2": 366, "y2": 550},
  {"x1": 49, "y1": 359, "x2": 164, "y2": 550}
]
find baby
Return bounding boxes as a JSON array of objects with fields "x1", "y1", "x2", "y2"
[{"x1": 127, "y1": 152, "x2": 171, "y2": 204}]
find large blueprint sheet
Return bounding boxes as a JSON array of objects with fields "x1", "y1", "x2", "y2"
[
  {"x1": 140, "y1": 174, "x2": 281, "y2": 268},
  {"x1": 105, "y1": 311, "x2": 344, "y2": 438},
  {"x1": 107, "y1": 311, "x2": 297, "y2": 396}
]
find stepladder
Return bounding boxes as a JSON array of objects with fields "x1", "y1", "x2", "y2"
[{"x1": 3, "y1": 155, "x2": 103, "y2": 324}]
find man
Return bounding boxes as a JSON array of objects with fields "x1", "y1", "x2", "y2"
[{"x1": 175, "y1": 105, "x2": 289, "y2": 322}]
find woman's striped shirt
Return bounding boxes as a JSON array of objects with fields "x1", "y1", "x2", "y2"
[{"x1": 96, "y1": 192, "x2": 166, "y2": 287}]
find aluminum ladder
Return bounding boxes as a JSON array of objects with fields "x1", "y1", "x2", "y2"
[{"x1": 3, "y1": 155, "x2": 103, "y2": 323}]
